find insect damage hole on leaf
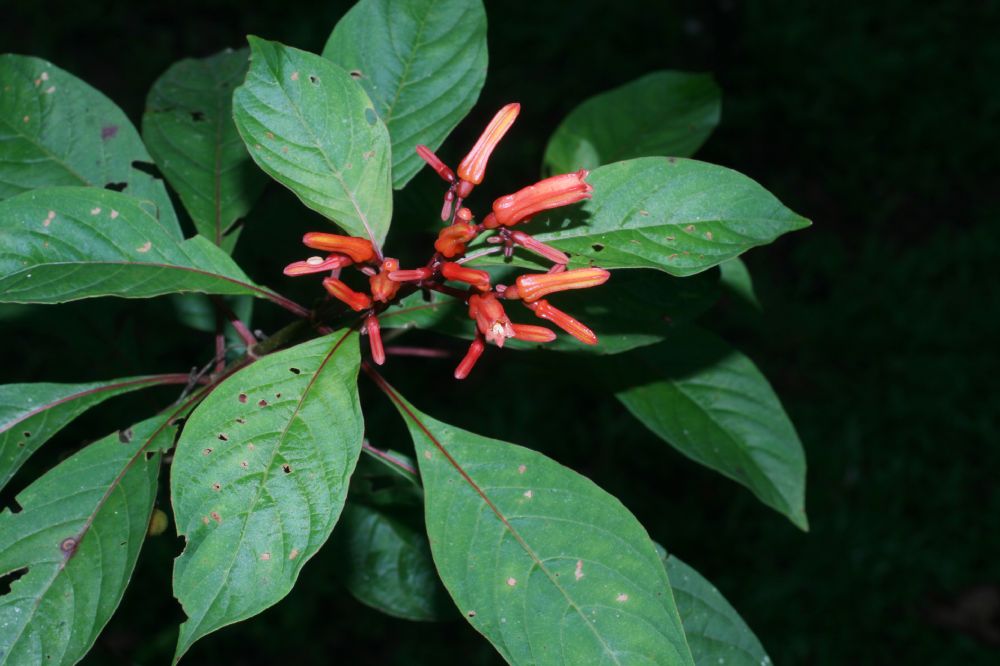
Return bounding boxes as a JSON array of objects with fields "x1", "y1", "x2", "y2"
[{"x1": 0, "y1": 567, "x2": 29, "y2": 595}]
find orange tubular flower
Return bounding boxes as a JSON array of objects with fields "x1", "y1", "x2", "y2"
[
  {"x1": 457, "y1": 103, "x2": 520, "y2": 187},
  {"x1": 322, "y1": 277, "x2": 372, "y2": 312},
  {"x1": 369, "y1": 258, "x2": 401, "y2": 303},
  {"x1": 491, "y1": 170, "x2": 593, "y2": 227},
  {"x1": 441, "y1": 262, "x2": 490, "y2": 291},
  {"x1": 511, "y1": 323, "x2": 557, "y2": 343},
  {"x1": 388, "y1": 267, "x2": 433, "y2": 282},
  {"x1": 434, "y1": 222, "x2": 478, "y2": 258},
  {"x1": 365, "y1": 314, "x2": 385, "y2": 365},
  {"x1": 283, "y1": 254, "x2": 353, "y2": 276},
  {"x1": 302, "y1": 233, "x2": 376, "y2": 263},
  {"x1": 454, "y1": 335, "x2": 486, "y2": 380},
  {"x1": 510, "y1": 230, "x2": 570, "y2": 265},
  {"x1": 468, "y1": 293, "x2": 515, "y2": 347},
  {"x1": 415, "y1": 145, "x2": 455, "y2": 183},
  {"x1": 510, "y1": 267, "x2": 610, "y2": 303},
  {"x1": 527, "y1": 299, "x2": 598, "y2": 345}
]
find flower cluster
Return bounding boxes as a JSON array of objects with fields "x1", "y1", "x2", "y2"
[{"x1": 284, "y1": 103, "x2": 610, "y2": 379}]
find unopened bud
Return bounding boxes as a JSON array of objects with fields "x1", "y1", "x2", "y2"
[
  {"x1": 511, "y1": 323, "x2": 557, "y2": 343},
  {"x1": 528, "y1": 299, "x2": 598, "y2": 345},
  {"x1": 457, "y1": 103, "x2": 520, "y2": 185},
  {"x1": 302, "y1": 233, "x2": 376, "y2": 263},
  {"x1": 366, "y1": 315, "x2": 385, "y2": 365},
  {"x1": 323, "y1": 278, "x2": 372, "y2": 311},
  {"x1": 441, "y1": 262, "x2": 490, "y2": 291},
  {"x1": 515, "y1": 267, "x2": 610, "y2": 303},
  {"x1": 454, "y1": 336, "x2": 486, "y2": 380},
  {"x1": 416, "y1": 144, "x2": 455, "y2": 182},
  {"x1": 492, "y1": 170, "x2": 592, "y2": 227},
  {"x1": 283, "y1": 254, "x2": 353, "y2": 276},
  {"x1": 510, "y1": 230, "x2": 570, "y2": 265}
]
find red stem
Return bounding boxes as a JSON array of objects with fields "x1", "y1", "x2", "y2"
[
  {"x1": 384, "y1": 345, "x2": 452, "y2": 359},
  {"x1": 361, "y1": 440, "x2": 418, "y2": 477}
]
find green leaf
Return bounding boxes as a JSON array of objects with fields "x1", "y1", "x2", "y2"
[
  {"x1": 0, "y1": 415, "x2": 173, "y2": 665},
  {"x1": 614, "y1": 328, "x2": 808, "y2": 529},
  {"x1": 233, "y1": 37, "x2": 392, "y2": 248},
  {"x1": 381, "y1": 268, "x2": 720, "y2": 354},
  {"x1": 719, "y1": 257, "x2": 761, "y2": 312},
  {"x1": 0, "y1": 187, "x2": 271, "y2": 304},
  {"x1": 543, "y1": 71, "x2": 721, "y2": 175},
  {"x1": 0, "y1": 374, "x2": 189, "y2": 492},
  {"x1": 472, "y1": 158, "x2": 810, "y2": 276},
  {"x1": 142, "y1": 48, "x2": 267, "y2": 252},
  {"x1": 335, "y1": 453, "x2": 451, "y2": 621},
  {"x1": 378, "y1": 379, "x2": 694, "y2": 665},
  {"x1": 0, "y1": 54, "x2": 179, "y2": 236},
  {"x1": 322, "y1": 0, "x2": 488, "y2": 189},
  {"x1": 171, "y1": 331, "x2": 363, "y2": 660},
  {"x1": 661, "y1": 552, "x2": 771, "y2": 666}
]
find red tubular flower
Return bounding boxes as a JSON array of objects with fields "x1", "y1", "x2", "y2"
[
  {"x1": 388, "y1": 267, "x2": 432, "y2": 282},
  {"x1": 491, "y1": 170, "x2": 593, "y2": 227},
  {"x1": 527, "y1": 299, "x2": 598, "y2": 345},
  {"x1": 322, "y1": 277, "x2": 372, "y2": 312},
  {"x1": 415, "y1": 145, "x2": 455, "y2": 183},
  {"x1": 510, "y1": 230, "x2": 570, "y2": 265},
  {"x1": 365, "y1": 314, "x2": 385, "y2": 365},
  {"x1": 457, "y1": 103, "x2": 520, "y2": 186},
  {"x1": 369, "y1": 258, "x2": 401, "y2": 303},
  {"x1": 454, "y1": 335, "x2": 486, "y2": 380},
  {"x1": 283, "y1": 254, "x2": 353, "y2": 276},
  {"x1": 511, "y1": 323, "x2": 557, "y2": 343},
  {"x1": 511, "y1": 267, "x2": 610, "y2": 303},
  {"x1": 303, "y1": 233, "x2": 376, "y2": 263},
  {"x1": 468, "y1": 293, "x2": 515, "y2": 347},
  {"x1": 441, "y1": 262, "x2": 490, "y2": 291},
  {"x1": 434, "y1": 222, "x2": 478, "y2": 258}
]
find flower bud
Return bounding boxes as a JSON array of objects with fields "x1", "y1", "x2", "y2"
[
  {"x1": 322, "y1": 277, "x2": 372, "y2": 312},
  {"x1": 441, "y1": 262, "x2": 490, "y2": 291},
  {"x1": 454, "y1": 336, "x2": 486, "y2": 380},
  {"x1": 283, "y1": 254, "x2": 353, "y2": 276},
  {"x1": 434, "y1": 222, "x2": 478, "y2": 258},
  {"x1": 457, "y1": 103, "x2": 520, "y2": 185},
  {"x1": 527, "y1": 299, "x2": 597, "y2": 345},
  {"x1": 302, "y1": 233, "x2": 376, "y2": 263},
  {"x1": 511, "y1": 323, "x2": 556, "y2": 343},
  {"x1": 491, "y1": 170, "x2": 592, "y2": 227},
  {"x1": 514, "y1": 267, "x2": 610, "y2": 303},
  {"x1": 510, "y1": 230, "x2": 570, "y2": 265},
  {"x1": 415, "y1": 144, "x2": 455, "y2": 183},
  {"x1": 365, "y1": 314, "x2": 385, "y2": 365},
  {"x1": 388, "y1": 267, "x2": 433, "y2": 282}
]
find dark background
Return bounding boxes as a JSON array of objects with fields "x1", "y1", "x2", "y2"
[{"x1": 2, "y1": 0, "x2": 998, "y2": 664}]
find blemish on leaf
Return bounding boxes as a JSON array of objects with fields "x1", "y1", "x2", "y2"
[
  {"x1": 117, "y1": 427, "x2": 134, "y2": 443},
  {"x1": 247, "y1": 442, "x2": 255, "y2": 451},
  {"x1": 235, "y1": 417, "x2": 246, "y2": 424},
  {"x1": 289, "y1": 548, "x2": 299, "y2": 559},
  {"x1": 190, "y1": 110, "x2": 205, "y2": 122},
  {"x1": 210, "y1": 511, "x2": 222, "y2": 523},
  {"x1": 349, "y1": 69, "x2": 362, "y2": 79},
  {"x1": 42, "y1": 210, "x2": 55, "y2": 227},
  {"x1": 639, "y1": 210, "x2": 650, "y2": 216},
  {"x1": 467, "y1": 610, "x2": 476, "y2": 618},
  {"x1": 22, "y1": 115, "x2": 30, "y2": 123},
  {"x1": 665, "y1": 235, "x2": 675, "y2": 242},
  {"x1": 363, "y1": 150, "x2": 375, "y2": 160},
  {"x1": 281, "y1": 146, "x2": 289, "y2": 154},
  {"x1": 684, "y1": 224, "x2": 696, "y2": 233},
  {"x1": 111, "y1": 209, "x2": 120, "y2": 219},
  {"x1": 423, "y1": 450, "x2": 432, "y2": 460},
  {"x1": 43, "y1": 86, "x2": 56, "y2": 95},
  {"x1": 218, "y1": 433, "x2": 228, "y2": 441},
  {"x1": 238, "y1": 393, "x2": 248, "y2": 403},
  {"x1": 668, "y1": 253, "x2": 679, "y2": 261},
  {"x1": 202, "y1": 448, "x2": 213, "y2": 455},
  {"x1": 202, "y1": 516, "x2": 210, "y2": 525},
  {"x1": 506, "y1": 577, "x2": 517, "y2": 587},
  {"x1": 240, "y1": 460, "x2": 249, "y2": 470},
  {"x1": 290, "y1": 71, "x2": 299, "y2": 81},
  {"x1": 136, "y1": 241, "x2": 152, "y2": 253},
  {"x1": 23, "y1": 431, "x2": 31, "y2": 438},
  {"x1": 90, "y1": 207, "x2": 101, "y2": 215},
  {"x1": 308, "y1": 75, "x2": 318, "y2": 84},
  {"x1": 265, "y1": 131, "x2": 275, "y2": 139},
  {"x1": 591, "y1": 243, "x2": 604, "y2": 252},
  {"x1": 289, "y1": 367, "x2": 301, "y2": 374},
  {"x1": 260, "y1": 552, "x2": 271, "y2": 561},
  {"x1": 616, "y1": 593, "x2": 629, "y2": 602},
  {"x1": 705, "y1": 231, "x2": 714, "y2": 240},
  {"x1": 258, "y1": 399, "x2": 268, "y2": 407},
  {"x1": 101, "y1": 125, "x2": 119, "y2": 140},
  {"x1": 275, "y1": 392, "x2": 281, "y2": 399},
  {"x1": 523, "y1": 490, "x2": 533, "y2": 499},
  {"x1": 575, "y1": 560, "x2": 584, "y2": 581},
  {"x1": 281, "y1": 464, "x2": 292, "y2": 474},
  {"x1": 364, "y1": 108, "x2": 378, "y2": 125},
  {"x1": 60, "y1": 537, "x2": 78, "y2": 556},
  {"x1": 211, "y1": 483, "x2": 221, "y2": 492},
  {"x1": 517, "y1": 464, "x2": 527, "y2": 474}
]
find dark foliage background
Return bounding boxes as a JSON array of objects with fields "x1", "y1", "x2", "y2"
[{"x1": 2, "y1": 1, "x2": 998, "y2": 664}]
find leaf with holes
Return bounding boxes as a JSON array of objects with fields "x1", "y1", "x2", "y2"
[
  {"x1": 233, "y1": 37, "x2": 392, "y2": 248},
  {"x1": 377, "y1": 379, "x2": 694, "y2": 665},
  {"x1": 322, "y1": 0, "x2": 487, "y2": 189},
  {"x1": 142, "y1": 48, "x2": 267, "y2": 252},
  {"x1": 614, "y1": 328, "x2": 808, "y2": 529},
  {"x1": 0, "y1": 54, "x2": 179, "y2": 235},
  {"x1": 0, "y1": 187, "x2": 274, "y2": 304},
  {"x1": 171, "y1": 332, "x2": 363, "y2": 660},
  {"x1": 0, "y1": 415, "x2": 172, "y2": 665},
  {"x1": 468, "y1": 157, "x2": 810, "y2": 276},
  {"x1": 543, "y1": 71, "x2": 721, "y2": 175},
  {"x1": 0, "y1": 374, "x2": 191, "y2": 492},
  {"x1": 380, "y1": 268, "x2": 720, "y2": 354},
  {"x1": 660, "y1": 551, "x2": 771, "y2": 666}
]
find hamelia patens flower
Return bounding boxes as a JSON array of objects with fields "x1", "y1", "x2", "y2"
[{"x1": 285, "y1": 102, "x2": 611, "y2": 379}]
